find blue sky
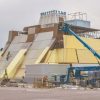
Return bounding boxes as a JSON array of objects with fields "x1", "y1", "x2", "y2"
[{"x1": 0, "y1": 0, "x2": 100, "y2": 48}]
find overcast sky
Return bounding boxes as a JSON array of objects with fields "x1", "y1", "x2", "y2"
[{"x1": 0, "y1": 0, "x2": 100, "y2": 48}]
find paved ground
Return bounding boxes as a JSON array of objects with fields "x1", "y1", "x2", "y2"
[{"x1": 0, "y1": 87, "x2": 100, "y2": 100}]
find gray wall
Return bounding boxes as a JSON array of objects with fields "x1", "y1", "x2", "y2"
[{"x1": 25, "y1": 64, "x2": 69, "y2": 83}]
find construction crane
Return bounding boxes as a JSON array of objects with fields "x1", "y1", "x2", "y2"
[
  {"x1": 59, "y1": 22, "x2": 100, "y2": 84},
  {"x1": 59, "y1": 22, "x2": 100, "y2": 59}
]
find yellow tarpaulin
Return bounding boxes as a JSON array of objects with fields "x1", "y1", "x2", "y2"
[
  {"x1": 63, "y1": 35, "x2": 100, "y2": 50},
  {"x1": 14, "y1": 68, "x2": 25, "y2": 79},
  {"x1": 45, "y1": 48, "x2": 78, "y2": 63},
  {"x1": 77, "y1": 49, "x2": 98, "y2": 64},
  {"x1": 35, "y1": 47, "x2": 51, "y2": 64},
  {"x1": 62, "y1": 35, "x2": 100, "y2": 64},
  {"x1": 44, "y1": 48, "x2": 99, "y2": 64},
  {"x1": 0, "y1": 49, "x2": 27, "y2": 79}
]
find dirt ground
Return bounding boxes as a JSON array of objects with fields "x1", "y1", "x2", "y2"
[{"x1": 0, "y1": 87, "x2": 100, "y2": 100}]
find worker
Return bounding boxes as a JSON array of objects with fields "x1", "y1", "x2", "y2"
[
  {"x1": 20, "y1": 76, "x2": 25, "y2": 83},
  {"x1": 43, "y1": 75, "x2": 48, "y2": 87},
  {"x1": 6, "y1": 51, "x2": 10, "y2": 61}
]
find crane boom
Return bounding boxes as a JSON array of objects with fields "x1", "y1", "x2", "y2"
[
  {"x1": 59, "y1": 22, "x2": 100, "y2": 83},
  {"x1": 59, "y1": 23, "x2": 100, "y2": 59}
]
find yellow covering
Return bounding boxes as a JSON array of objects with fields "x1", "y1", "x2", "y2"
[
  {"x1": 77, "y1": 49, "x2": 98, "y2": 64},
  {"x1": 62, "y1": 35, "x2": 100, "y2": 64},
  {"x1": 63, "y1": 35, "x2": 100, "y2": 50},
  {"x1": 63, "y1": 49, "x2": 78, "y2": 63},
  {"x1": 35, "y1": 46, "x2": 50, "y2": 64},
  {"x1": 14, "y1": 69, "x2": 25, "y2": 79},
  {"x1": 44, "y1": 48, "x2": 78, "y2": 63},
  {"x1": 0, "y1": 49, "x2": 27, "y2": 79},
  {"x1": 44, "y1": 48, "x2": 99, "y2": 64}
]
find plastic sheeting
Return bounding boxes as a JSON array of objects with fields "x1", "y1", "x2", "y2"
[
  {"x1": 0, "y1": 49, "x2": 27, "y2": 79},
  {"x1": 0, "y1": 42, "x2": 31, "y2": 78},
  {"x1": 14, "y1": 68, "x2": 25, "y2": 79},
  {"x1": 45, "y1": 48, "x2": 78, "y2": 63},
  {"x1": 22, "y1": 31, "x2": 54, "y2": 65},
  {"x1": 44, "y1": 48, "x2": 99, "y2": 64},
  {"x1": 62, "y1": 35, "x2": 100, "y2": 64},
  {"x1": 77, "y1": 49, "x2": 98, "y2": 64},
  {"x1": 15, "y1": 32, "x2": 55, "y2": 78},
  {"x1": 63, "y1": 35, "x2": 100, "y2": 50}
]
